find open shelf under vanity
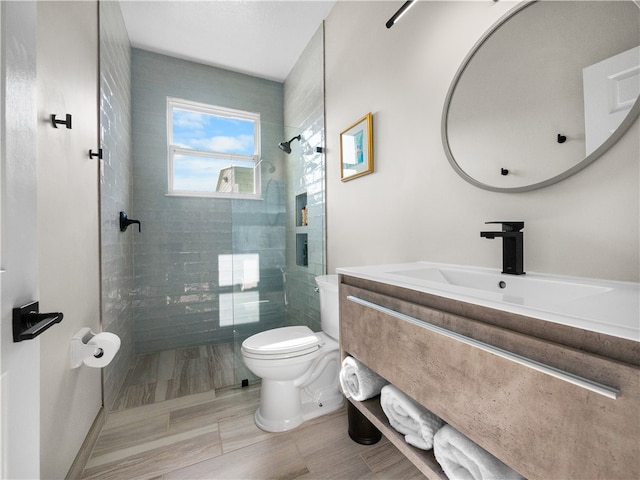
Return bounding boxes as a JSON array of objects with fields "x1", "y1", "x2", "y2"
[{"x1": 347, "y1": 394, "x2": 446, "y2": 479}]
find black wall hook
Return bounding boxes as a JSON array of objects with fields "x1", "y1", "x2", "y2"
[
  {"x1": 557, "y1": 133, "x2": 567, "y2": 144},
  {"x1": 120, "y1": 211, "x2": 141, "y2": 233},
  {"x1": 89, "y1": 149, "x2": 103, "y2": 159},
  {"x1": 51, "y1": 114, "x2": 72, "y2": 129}
]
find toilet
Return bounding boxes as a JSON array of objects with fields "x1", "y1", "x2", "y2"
[{"x1": 241, "y1": 274, "x2": 344, "y2": 432}]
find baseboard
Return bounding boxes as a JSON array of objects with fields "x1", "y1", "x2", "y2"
[{"x1": 65, "y1": 407, "x2": 106, "y2": 480}]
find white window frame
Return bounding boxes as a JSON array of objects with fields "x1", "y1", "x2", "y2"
[{"x1": 167, "y1": 97, "x2": 261, "y2": 199}]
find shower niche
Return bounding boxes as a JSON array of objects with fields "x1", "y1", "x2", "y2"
[
  {"x1": 296, "y1": 192, "x2": 308, "y2": 266},
  {"x1": 296, "y1": 235, "x2": 308, "y2": 267},
  {"x1": 296, "y1": 192, "x2": 308, "y2": 227}
]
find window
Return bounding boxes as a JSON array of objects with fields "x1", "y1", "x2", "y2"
[{"x1": 167, "y1": 98, "x2": 261, "y2": 198}]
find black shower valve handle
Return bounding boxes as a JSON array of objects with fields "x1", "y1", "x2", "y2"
[
  {"x1": 128, "y1": 219, "x2": 141, "y2": 233},
  {"x1": 119, "y1": 211, "x2": 141, "y2": 233}
]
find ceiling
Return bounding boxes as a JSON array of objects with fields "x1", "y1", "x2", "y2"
[{"x1": 119, "y1": 0, "x2": 337, "y2": 82}]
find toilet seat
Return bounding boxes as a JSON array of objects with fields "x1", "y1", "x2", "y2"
[{"x1": 241, "y1": 326, "x2": 321, "y2": 359}]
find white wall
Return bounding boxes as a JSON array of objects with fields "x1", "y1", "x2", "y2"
[
  {"x1": 37, "y1": 2, "x2": 102, "y2": 478},
  {"x1": 324, "y1": 1, "x2": 639, "y2": 282}
]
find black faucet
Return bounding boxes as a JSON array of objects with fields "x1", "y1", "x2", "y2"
[{"x1": 480, "y1": 221, "x2": 525, "y2": 275}]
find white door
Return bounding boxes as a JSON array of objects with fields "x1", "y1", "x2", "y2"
[
  {"x1": 583, "y1": 45, "x2": 640, "y2": 156},
  {"x1": 0, "y1": 3, "x2": 41, "y2": 478}
]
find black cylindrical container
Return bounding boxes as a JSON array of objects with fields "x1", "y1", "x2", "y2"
[{"x1": 347, "y1": 401, "x2": 382, "y2": 445}]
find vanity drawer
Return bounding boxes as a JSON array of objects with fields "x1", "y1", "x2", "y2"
[{"x1": 340, "y1": 283, "x2": 640, "y2": 480}]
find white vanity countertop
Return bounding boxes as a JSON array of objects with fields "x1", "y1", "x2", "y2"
[{"x1": 337, "y1": 262, "x2": 640, "y2": 342}]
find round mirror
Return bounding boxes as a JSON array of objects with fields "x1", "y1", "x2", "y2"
[{"x1": 442, "y1": 1, "x2": 640, "y2": 192}]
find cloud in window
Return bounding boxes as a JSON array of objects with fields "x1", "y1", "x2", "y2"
[
  {"x1": 173, "y1": 110, "x2": 208, "y2": 130},
  {"x1": 192, "y1": 134, "x2": 254, "y2": 153}
]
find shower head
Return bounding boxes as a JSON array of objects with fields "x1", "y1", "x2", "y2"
[{"x1": 278, "y1": 135, "x2": 301, "y2": 154}]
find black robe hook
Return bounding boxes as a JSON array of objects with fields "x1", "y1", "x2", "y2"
[{"x1": 51, "y1": 114, "x2": 72, "y2": 129}]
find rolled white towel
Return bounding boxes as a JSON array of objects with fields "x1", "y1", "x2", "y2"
[
  {"x1": 339, "y1": 356, "x2": 388, "y2": 401},
  {"x1": 434, "y1": 424, "x2": 525, "y2": 480},
  {"x1": 380, "y1": 384, "x2": 444, "y2": 450}
]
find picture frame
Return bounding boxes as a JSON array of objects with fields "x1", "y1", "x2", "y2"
[{"x1": 340, "y1": 112, "x2": 373, "y2": 182}]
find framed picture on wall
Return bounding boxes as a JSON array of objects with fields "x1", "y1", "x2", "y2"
[{"x1": 340, "y1": 112, "x2": 373, "y2": 182}]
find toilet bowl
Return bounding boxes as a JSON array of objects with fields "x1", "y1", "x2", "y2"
[{"x1": 241, "y1": 274, "x2": 344, "y2": 432}]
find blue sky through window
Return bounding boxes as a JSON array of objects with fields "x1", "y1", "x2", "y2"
[{"x1": 172, "y1": 108, "x2": 255, "y2": 155}]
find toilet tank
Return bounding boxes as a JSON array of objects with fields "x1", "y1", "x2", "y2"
[{"x1": 315, "y1": 274, "x2": 339, "y2": 340}]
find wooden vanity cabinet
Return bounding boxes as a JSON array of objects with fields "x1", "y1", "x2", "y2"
[{"x1": 339, "y1": 275, "x2": 640, "y2": 480}]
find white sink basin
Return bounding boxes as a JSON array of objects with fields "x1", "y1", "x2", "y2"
[
  {"x1": 389, "y1": 266, "x2": 610, "y2": 305},
  {"x1": 336, "y1": 262, "x2": 640, "y2": 341}
]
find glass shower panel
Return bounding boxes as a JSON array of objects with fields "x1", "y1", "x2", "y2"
[{"x1": 229, "y1": 167, "x2": 287, "y2": 386}]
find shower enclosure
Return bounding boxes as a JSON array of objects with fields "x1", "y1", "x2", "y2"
[
  {"x1": 99, "y1": 1, "x2": 326, "y2": 407},
  {"x1": 127, "y1": 46, "x2": 324, "y2": 389},
  {"x1": 128, "y1": 40, "x2": 292, "y2": 387}
]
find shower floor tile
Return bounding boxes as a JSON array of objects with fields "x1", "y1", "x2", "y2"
[{"x1": 112, "y1": 343, "x2": 245, "y2": 411}]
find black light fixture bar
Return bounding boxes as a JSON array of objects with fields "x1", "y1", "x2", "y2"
[{"x1": 386, "y1": 1, "x2": 416, "y2": 29}]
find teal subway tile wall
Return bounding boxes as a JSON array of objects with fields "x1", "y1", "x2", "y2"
[
  {"x1": 131, "y1": 48, "x2": 286, "y2": 355},
  {"x1": 99, "y1": 0, "x2": 135, "y2": 411},
  {"x1": 284, "y1": 25, "x2": 326, "y2": 333}
]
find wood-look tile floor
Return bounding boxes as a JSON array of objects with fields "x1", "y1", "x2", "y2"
[
  {"x1": 111, "y1": 344, "x2": 254, "y2": 411},
  {"x1": 83, "y1": 349, "x2": 425, "y2": 479}
]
